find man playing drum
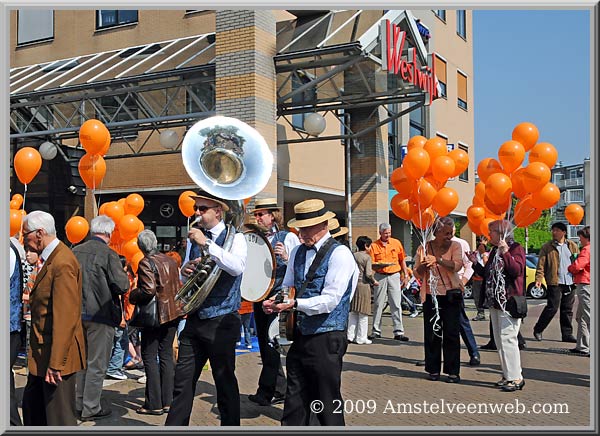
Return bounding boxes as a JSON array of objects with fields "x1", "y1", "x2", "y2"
[{"x1": 247, "y1": 198, "x2": 300, "y2": 406}]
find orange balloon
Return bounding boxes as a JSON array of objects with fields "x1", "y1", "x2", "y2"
[
  {"x1": 431, "y1": 155, "x2": 455, "y2": 183},
  {"x1": 479, "y1": 218, "x2": 494, "y2": 239},
  {"x1": 477, "y1": 157, "x2": 503, "y2": 184},
  {"x1": 119, "y1": 214, "x2": 140, "y2": 241},
  {"x1": 10, "y1": 209, "x2": 23, "y2": 237},
  {"x1": 65, "y1": 216, "x2": 89, "y2": 244},
  {"x1": 474, "y1": 181, "x2": 486, "y2": 204},
  {"x1": 484, "y1": 194, "x2": 510, "y2": 216},
  {"x1": 415, "y1": 178, "x2": 438, "y2": 209},
  {"x1": 528, "y1": 142, "x2": 558, "y2": 169},
  {"x1": 10, "y1": 199, "x2": 21, "y2": 209},
  {"x1": 125, "y1": 193, "x2": 145, "y2": 216},
  {"x1": 391, "y1": 195, "x2": 414, "y2": 221},
  {"x1": 98, "y1": 202, "x2": 108, "y2": 216},
  {"x1": 522, "y1": 162, "x2": 551, "y2": 193},
  {"x1": 448, "y1": 148, "x2": 469, "y2": 177},
  {"x1": 564, "y1": 203, "x2": 584, "y2": 225},
  {"x1": 530, "y1": 183, "x2": 560, "y2": 210},
  {"x1": 14, "y1": 147, "x2": 42, "y2": 185},
  {"x1": 137, "y1": 220, "x2": 145, "y2": 234},
  {"x1": 468, "y1": 219, "x2": 482, "y2": 235},
  {"x1": 11, "y1": 194, "x2": 24, "y2": 209},
  {"x1": 131, "y1": 251, "x2": 145, "y2": 274},
  {"x1": 79, "y1": 119, "x2": 110, "y2": 155},
  {"x1": 402, "y1": 148, "x2": 431, "y2": 180},
  {"x1": 467, "y1": 205, "x2": 486, "y2": 224},
  {"x1": 423, "y1": 137, "x2": 447, "y2": 163},
  {"x1": 431, "y1": 187, "x2": 459, "y2": 217},
  {"x1": 118, "y1": 198, "x2": 127, "y2": 209},
  {"x1": 78, "y1": 153, "x2": 107, "y2": 189},
  {"x1": 122, "y1": 238, "x2": 141, "y2": 261},
  {"x1": 512, "y1": 122, "x2": 539, "y2": 152},
  {"x1": 485, "y1": 172, "x2": 513, "y2": 206},
  {"x1": 411, "y1": 207, "x2": 435, "y2": 230},
  {"x1": 98, "y1": 135, "x2": 111, "y2": 157},
  {"x1": 513, "y1": 196, "x2": 542, "y2": 227},
  {"x1": 390, "y1": 167, "x2": 414, "y2": 200},
  {"x1": 104, "y1": 202, "x2": 125, "y2": 227},
  {"x1": 178, "y1": 190, "x2": 197, "y2": 218},
  {"x1": 407, "y1": 135, "x2": 427, "y2": 151},
  {"x1": 510, "y1": 167, "x2": 529, "y2": 199},
  {"x1": 497, "y1": 140, "x2": 525, "y2": 174}
]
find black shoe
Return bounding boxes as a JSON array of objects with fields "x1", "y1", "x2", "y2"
[
  {"x1": 469, "y1": 355, "x2": 481, "y2": 366},
  {"x1": 80, "y1": 408, "x2": 112, "y2": 421},
  {"x1": 446, "y1": 375, "x2": 461, "y2": 384},
  {"x1": 533, "y1": 331, "x2": 543, "y2": 341},
  {"x1": 562, "y1": 335, "x2": 577, "y2": 343},
  {"x1": 428, "y1": 373, "x2": 440, "y2": 381},
  {"x1": 368, "y1": 332, "x2": 381, "y2": 340},
  {"x1": 393, "y1": 335, "x2": 409, "y2": 342},
  {"x1": 271, "y1": 393, "x2": 285, "y2": 405},
  {"x1": 519, "y1": 342, "x2": 527, "y2": 350},
  {"x1": 136, "y1": 407, "x2": 164, "y2": 416},
  {"x1": 479, "y1": 342, "x2": 497, "y2": 351},
  {"x1": 415, "y1": 360, "x2": 426, "y2": 366},
  {"x1": 248, "y1": 394, "x2": 271, "y2": 406},
  {"x1": 569, "y1": 348, "x2": 590, "y2": 356},
  {"x1": 501, "y1": 379, "x2": 525, "y2": 392}
]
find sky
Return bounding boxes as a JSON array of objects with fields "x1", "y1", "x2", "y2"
[{"x1": 472, "y1": 9, "x2": 591, "y2": 167}]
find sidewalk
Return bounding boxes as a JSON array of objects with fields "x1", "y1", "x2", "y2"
[{"x1": 14, "y1": 299, "x2": 591, "y2": 428}]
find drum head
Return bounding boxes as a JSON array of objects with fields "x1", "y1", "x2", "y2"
[{"x1": 240, "y1": 231, "x2": 276, "y2": 302}]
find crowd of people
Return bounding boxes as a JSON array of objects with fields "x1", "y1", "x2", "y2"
[{"x1": 8, "y1": 194, "x2": 591, "y2": 426}]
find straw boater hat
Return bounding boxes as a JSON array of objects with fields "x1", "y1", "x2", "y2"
[
  {"x1": 328, "y1": 218, "x2": 349, "y2": 237},
  {"x1": 287, "y1": 199, "x2": 335, "y2": 229},
  {"x1": 191, "y1": 191, "x2": 230, "y2": 212},
  {"x1": 248, "y1": 198, "x2": 281, "y2": 214}
]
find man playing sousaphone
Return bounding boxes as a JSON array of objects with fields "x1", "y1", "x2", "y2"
[
  {"x1": 263, "y1": 199, "x2": 358, "y2": 426},
  {"x1": 165, "y1": 191, "x2": 247, "y2": 426},
  {"x1": 247, "y1": 198, "x2": 300, "y2": 406}
]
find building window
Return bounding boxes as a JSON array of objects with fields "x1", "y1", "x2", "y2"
[
  {"x1": 457, "y1": 72, "x2": 468, "y2": 110},
  {"x1": 388, "y1": 105, "x2": 399, "y2": 175},
  {"x1": 457, "y1": 10, "x2": 466, "y2": 39},
  {"x1": 433, "y1": 10, "x2": 446, "y2": 21},
  {"x1": 291, "y1": 73, "x2": 316, "y2": 131},
  {"x1": 409, "y1": 102, "x2": 425, "y2": 138},
  {"x1": 434, "y1": 56, "x2": 447, "y2": 99},
  {"x1": 186, "y1": 83, "x2": 215, "y2": 114},
  {"x1": 569, "y1": 169, "x2": 579, "y2": 179},
  {"x1": 17, "y1": 10, "x2": 54, "y2": 45},
  {"x1": 96, "y1": 10, "x2": 138, "y2": 29},
  {"x1": 98, "y1": 94, "x2": 138, "y2": 135},
  {"x1": 458, "y1": 144, "x2": 469, "y2": 182},
  {"x1": 553, "y1": 172, "x2": 564, "y2": 184}
]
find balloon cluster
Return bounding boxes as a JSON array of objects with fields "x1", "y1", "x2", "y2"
[
  {"x1": 78, "y1": 119, "x2": 111, "y2": 190},
  {"x1": 9, "y1": 194, "x2": 27, "y2": 237},
  {"x1": 390, "y1": 135, "x2": 469, "y2": 229},
  {"x1": 467, "y1": 122, "x2": 569, "y2": 238}
]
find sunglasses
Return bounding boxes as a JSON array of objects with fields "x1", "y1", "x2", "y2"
[
  {"x1": 253, "y1": 212, "x2": 270, "y2": 218},
  {"x1": 193, "y1": 205, "x2": 217, "y2": 213}
]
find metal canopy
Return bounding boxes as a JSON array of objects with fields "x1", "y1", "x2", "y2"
[
  {"x1": 10, "y1": 34, "x2": 216, "y2": 146},
  {"x1": 275, "y1": 10, "x2": 433, "y2": 143}
]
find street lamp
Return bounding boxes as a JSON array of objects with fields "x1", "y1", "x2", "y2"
[
  {"x1": 160, "y1": 129, "x2": 179, "y2": 149},
  {"x1": 39, "y1": 141, "x2": 58, "y2": 160},
  {"x1": 303, "y1": 113, "x2": 326, "y2": 136}
]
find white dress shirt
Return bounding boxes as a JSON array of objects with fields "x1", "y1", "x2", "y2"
[
  {"x1": 40, "y1": 238, "x2": 61, "y2": 267},
  {"x1": 182, "y1": 221, "x2": 247, "y2": 277},
  {"x1": 269, "y1": 230, "x2": 301, "y2": 264},
  {"x1": 452, "y1": 236, "x2": 474, "y2": 282},
  {"x1": 283, "y1": 233, "x2": 359, "y2": 316}
]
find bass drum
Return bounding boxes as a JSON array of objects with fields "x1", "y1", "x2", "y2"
[{"x1": 240, "y1": 230, "x2": 276, "y2": 302}]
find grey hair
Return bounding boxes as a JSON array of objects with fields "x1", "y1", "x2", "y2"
[
  {"x1": 379, "y1": 223, "x2": 391, "y2": 233},
  {"x1": 23, "y1": 211, "x2": 56, "y2": 236},
  {"x1": 137, "y1": 230, "x2": 158, "y2": 255},
  {"x1": 435, "y1": 216, "x2": 455, "y2": 232},
  {"x1": 91, "y1": 215, "x2": 115, "y2": 236},
  {"x1": 490, "y1": 219, "x2": 515, "y2": 243}
]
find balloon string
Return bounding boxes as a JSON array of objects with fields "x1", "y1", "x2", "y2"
[{"x1": 20, "y1": 184, "x2": 28, "y2": 234}]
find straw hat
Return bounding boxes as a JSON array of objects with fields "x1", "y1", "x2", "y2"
[
  {"x1": 328, "y1": 218, "x2": 349, "y2": 237},
  {"x1": 248, "y1": 197, "x2": 281, "y2": 214},
  {"x1": 190, "y1": 191, "x2": 230, "y2": 212},
  {"x1": 287, "y1": 199, "x2": 335, "y2": 228}
]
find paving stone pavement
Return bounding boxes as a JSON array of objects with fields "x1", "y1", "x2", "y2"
[{"x1": 14, "y1": 299, "x2": 591, "y2": 429}]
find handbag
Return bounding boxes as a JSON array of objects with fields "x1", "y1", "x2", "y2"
[
  {"x1": 129, "y1": 257, "x2": 160, "y2": 329},
  {"x1": 506, "y1": 295, "x2": 528, "y2": 319}
]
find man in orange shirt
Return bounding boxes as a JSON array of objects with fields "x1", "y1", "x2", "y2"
[{"x1": 368, "y1": 223, "x2": 410, "y2": 341}]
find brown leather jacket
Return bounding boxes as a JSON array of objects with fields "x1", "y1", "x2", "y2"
[{"x1": 130, "y1": 252, "x2": 183, "y2": 324}]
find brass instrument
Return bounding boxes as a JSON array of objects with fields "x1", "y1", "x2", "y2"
[{"x1": 176, "y1": 116, "x2": 273, "y2": 315}]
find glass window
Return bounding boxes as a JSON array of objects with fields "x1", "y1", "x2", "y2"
[
  {"x1": 96, "y1": 10, "x2": 138, "y2": 29},
  {"x1": 17, "y1": 10, "x2": 54, "y2": 45},
  {"x1": 458, "y1": 144, "x2": 469, "y2": 182},
  {"x1": 569, "y1": 169, "x2": 578, "y2": 179},
  {"x1": 457, "y1": 10, "x2": 466, "y2": 39},
  {"x1": 186, "y1": 83, "x2": 215, "y2": 114},
  {"x1": 388, "y1": 105, "x2": 399, "y2": 175},
  {"x1": 434, "y1": 10, "x2": 446, "y2": 21},
  {"x1": 567, "y1": 189, "x2": 584, "y2": 203},
  {"x1": 409, "y1": 103, "x2": 425, "y2": 138},
  {"x1": 291, "y1": 73, "x2": 316, "y2": 130},
  {"x1": 457, "y1": 72, "x2": 468, "y2": 110},
  {"x1": 434, "y1": 56, "x2": 447, "y2": 99}
]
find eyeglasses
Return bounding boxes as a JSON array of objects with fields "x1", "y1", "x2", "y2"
[
  {"x1": 22, "y1": 229, "x2": 38, "y2": 237},
  {"x1": 193, "y1": 205, "x2": 217, "y2": 213},
  {"x1": 253, "y1": 212, "x2": 270, "y2": 218}
]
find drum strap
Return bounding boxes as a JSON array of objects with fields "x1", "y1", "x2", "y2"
[{"x1": 295, "y1": 237, "x2": 337, "y2": 300}]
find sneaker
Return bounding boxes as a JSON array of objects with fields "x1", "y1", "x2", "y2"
[
  {"x1": 356, "y1": 339, "x2": 372, "y2": 345},
  {"x1": 106, "y1": 371, "x2": 127, "y2": 381}
]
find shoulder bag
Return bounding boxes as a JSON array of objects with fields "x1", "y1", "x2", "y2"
[{"x1": 129, "y1": 258, "x2": 160, "y2": 329}]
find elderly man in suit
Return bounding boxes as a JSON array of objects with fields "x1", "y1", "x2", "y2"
[{"x1": 20, "y1": 211, "x2": 86, "y2": 426}]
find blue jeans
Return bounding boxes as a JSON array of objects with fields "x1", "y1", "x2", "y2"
[
  {"x1": 107, "y1": 325, "x2": 128, "y2": 374},
  {"x1": 240, "y1": 313, "x2": 252, "y2": 346},
  {"x1": 459, "y1": 305, "x2": 479, "y2": 358}
]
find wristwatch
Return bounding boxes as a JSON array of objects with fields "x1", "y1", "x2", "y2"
[
  {"x1": 438, "y1": 257, "x2": 443, "y2": 264},
  {"x1": 205, "y1": 239, "x2": 214, "y2": 248}
]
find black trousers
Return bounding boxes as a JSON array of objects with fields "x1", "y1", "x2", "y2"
[
  {"x1": 534, "y1": 284, "x2": 575, "y2": 338},
  {"x1": 10, "y1": 332, "x2": 22, "y2": 426},
  {"x1": 423, "y1": 294, "x2": 461, "y2": 377},
  {"x1": 282, "y1": 330, "x2": 347, "y2": 426},
  {"x1": 165, "y1": 312, "x2": 241, "y2": 426},
  {"x1": 253, "y1": 301, "x2": 286, "y2": 400},
  {"x1": 22, "y1": 372, "x2": 77, "y2": 426},
  {"x1": 140, "y1": 318, "x2": 179, "y2": 410}
]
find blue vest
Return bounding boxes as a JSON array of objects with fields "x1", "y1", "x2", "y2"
[
  {"x1": 293, "y1": 242, "x2": 353, "y2": 335},
  {"x1": 191, "y1": 227, "x2": 242, "y2": 320},
  {"x1": 270, "y1": 230, "x2": 289, "y2": 295},
  {"x1": 9, "y1": 245, "x2": 22, "y2": 333}
]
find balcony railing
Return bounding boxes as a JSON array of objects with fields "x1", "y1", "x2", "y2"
[{"x1": 556, "y1": 177, "x2": 584, "y2": 189}]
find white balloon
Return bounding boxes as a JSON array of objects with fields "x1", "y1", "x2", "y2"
[
  {"x1": 160, "y1": 129, "x2": 179, "y2": 149},
  {"x1": 303, "y1": 113, "x2": 326, "y2": 136},
  {"x1": 39, "y1": 141, "x2": 58, "y2": 160}
]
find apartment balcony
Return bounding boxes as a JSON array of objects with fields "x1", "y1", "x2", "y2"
[{"x1": 555, "y1": 177, "x2": 584, "y2": 189}]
